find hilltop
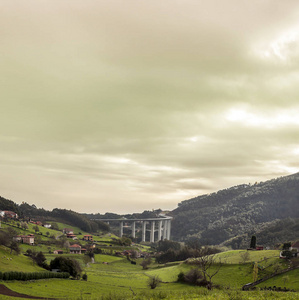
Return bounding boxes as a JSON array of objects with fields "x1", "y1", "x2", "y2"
[{"x1": 171, "y1": 172, "x2": 299, "y2": 247}]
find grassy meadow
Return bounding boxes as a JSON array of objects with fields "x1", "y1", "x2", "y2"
[
  {"x1": 1, "y1": 249, "x2": 299, "y2": 299},
  {"x1": 0, "y1": 221, "x2": 299, "y2": 299}
]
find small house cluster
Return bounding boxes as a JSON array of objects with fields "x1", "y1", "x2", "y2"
[
  {"x1": 69, "y1": 244, "x2": 86, "y2": 254},
  {"x1": 83, "y1": 235, "x2": 93, "y2": 241},
  {"x1": 13, "y1": 234, "x2": 34, "y2": 245},
  {"x1": 0, "y1": 210, "x2": 18, "y2": 219},
  {"x1": 279, "y1": 241, "x2": 299, "y2": 258},
  {"x1": 29, "y1": 220, "x2": 51, "y2": 228},
  {"x1": 63, "y1": 228, "x2": 93, "y2": 243},
  {"x1": 63, "y1": 228, "x2": 77, "y2": 240}
]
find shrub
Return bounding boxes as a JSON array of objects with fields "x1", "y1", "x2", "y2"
[
  {"x1": 148, "y1": 275, "x2": 161, "y2": 289},
  {"x1": 177, "y1": 271, "x2": 185, "y2": 283},
  {"x1": 140, "y1": 257, "x2": 151, "y2": 270},
  {"x1": 82, "y1": 273, "x2": 88, "y2": 281},
  {"x1": 50, "y1": 256, "x2": 82, "y2": 279},
  {"x1": 184, "y1": 268, "x2": 203, "y2": 285}
]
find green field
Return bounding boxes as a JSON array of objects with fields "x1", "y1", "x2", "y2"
[
  {"x1": 0, "y1": 221, "x2": 299, "y2": 299},
  {"x1": 2, "y1": 249, "x2": 298, "y2": 299},
  {"x1": 0, "y1": 247, "x2": 44, "y2": 273}
]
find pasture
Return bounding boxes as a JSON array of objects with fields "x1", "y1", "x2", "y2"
[{"x1": 2, "y1": 249, "x2": 299, "y2": 299}]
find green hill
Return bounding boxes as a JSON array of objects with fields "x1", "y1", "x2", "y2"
[
  {"x1": 171, "y1": 172, "x2": 299, "y2": 246},
  {"x1": 0, "y1": 246, "x2": 44, "y2": 272}
]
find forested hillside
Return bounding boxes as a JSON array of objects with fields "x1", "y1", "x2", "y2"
[
  {"x1": 171, "y1": 173, "x2": 299, "y2": 247},
  {"x1": 0, "y1": 196, "x2": 20, "y2": 215},
  {"x1": 0, "y1": 197, "x2": 109, "y2": 233}
]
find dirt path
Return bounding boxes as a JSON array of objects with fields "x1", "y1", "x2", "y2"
[{"x1": 0, "y1": 284, "x2": 56, "y2": 299}]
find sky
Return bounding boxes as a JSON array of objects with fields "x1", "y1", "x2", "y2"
[{"x1": 1, "y1": 1, "x2": 299, "y2": 214}]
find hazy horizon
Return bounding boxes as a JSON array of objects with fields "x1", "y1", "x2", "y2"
[{"x1": 1, "y1": 1, "x2": 299, "y2": 214}]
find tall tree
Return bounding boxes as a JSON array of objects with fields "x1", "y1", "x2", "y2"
[{"x1": 250, "y1": 235, "x2": 256, "y2": 249}]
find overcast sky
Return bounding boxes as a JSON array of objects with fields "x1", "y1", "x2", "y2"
[{"x1": 1, "y1": 1, "x2": 299, "y2": 214}]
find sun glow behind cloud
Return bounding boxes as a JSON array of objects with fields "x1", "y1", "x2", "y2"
[
  {"x1": 257, "y1": 27, "x2": 299, "y2": 61},
  {"x1": 226, "y1": 106, "x2": 299, "y2": 128}
]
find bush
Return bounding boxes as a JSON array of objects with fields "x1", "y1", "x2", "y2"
[
  {"x1": 140, "y1": 257, "x2": 151, "y2": 270},
  {"x1": 50, "y1": 256, "x2": 82, "y2": 279},
  {"x1": 82, "y1": 273, "x2": 88, "y2": 281},
  {"x1": 148, "y1": 275, "x2": 161, "y2": 289},
  {"x1": 177, "y1": 271, "x2": 185, "y2": 282},
  {"x1": 184, "y1": 268, "x2": 203, "y2": 285}
]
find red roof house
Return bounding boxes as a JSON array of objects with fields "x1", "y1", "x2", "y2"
[
  {"x1": 69, "y1": 244, "x2": 81, "y2": 254},
  {"x1": 63, "y1": 228, "x2": 74, "y2": 234},
  {"x1": 83, "y1": 235, "x2": 93, "y2": 241},
  {"x1": 291, "y1": 241, "x2": 299, "y2": 251}
]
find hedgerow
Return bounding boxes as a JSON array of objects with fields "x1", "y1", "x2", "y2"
[{"x1": 0, "y1": 271, "x2": 69, "y2": 281}]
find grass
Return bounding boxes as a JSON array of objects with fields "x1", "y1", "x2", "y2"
[
  {"x1": 0, "y1": 223, "x2": 298, "y2": 299},
  {"x1": 0, "y1": 246, "x2": 44, "y2": 272},
  {"x1": 1, "y1": 249, "x2": 299, "y2": 299},
  {"x1": 257, "y1": 268, "x2": 299, "y2": 291},
  {"x1": 214, "y1": 249, "x2": 280, "y2": 264}
]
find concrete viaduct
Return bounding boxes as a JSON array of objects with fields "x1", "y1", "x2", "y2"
[{"x1": 99, "y1": 217, "x2": 172, "y2": 243}]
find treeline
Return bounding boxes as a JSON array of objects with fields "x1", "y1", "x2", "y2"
[
  {"x1": 0, "y1": 196, "x2": 20, "y2": 215},
  {"x1": 155, "y1": 240, "x2": 221, "y2": 264},
  {"x1": 51, "y1": 209, "x2": 109, "y2": 233},
  {"x1": 224, "y1": 217, "x2": 299, "y2": 249},
  {"x1": 0, "y1": 271, "x2": 70, "y2": 281},
  {"x1": 0, "y1": 196, "x2": 110, "y2": 233},
  {"x1": 84, "y1": 209, "x2": 161, "y2": 220}
]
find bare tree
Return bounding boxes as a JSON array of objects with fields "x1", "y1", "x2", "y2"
[
  {"x1": 148, "y1": 275, "x2": 161, "y2": 289},
  {"x1": 190, "y1": 248, "x2": 223, "y2": 289},
  {"x1": 140, "y1": 257, "x2": 152, "y2": 270},
  {"x1": 240, "y1": 251, "x2": 250, "y2": 264}
]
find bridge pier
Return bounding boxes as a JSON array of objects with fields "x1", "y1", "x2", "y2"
[
  {"x1": 158, "y1": 220, "x2": 162, "y2": 241},
  {"x1": 150, "y1": 221, "x2": 155, "y2": 243},
  {"x1": 142, "y1": 221, "x2": 147, "y2": 242},
  {"x1": 119, "y1": 221, "x2": 123, "y2": 238},
  {"x1": 99, "y1": 217, "x2": 172, "y2": 242},
  {"x1": 131, "y1": 221, "x2": 136, "y2": 238}
]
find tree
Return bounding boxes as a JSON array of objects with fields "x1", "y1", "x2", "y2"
[
  {"x1": 82, "y1": 254, "x2": 91, "y2": 266},
  {"x1": 34, "y1": 225, "x2": 39, "y2": 233},
  {"x1": 50, "y1": 257, "x2": 82, "y2": 279},
  {"x1": 130, "y1": 250, "x2": 138, "y2": 259},
  {"x1": 9, "y1": 241, "x2": 20, "y2": 255},
  {"x1": 140, "y1": 257, "x2": 151, "y2": 270},
  {"x1": 50, "y1": 223, "x2": 59, "y2": 231},
  {"x1": 283, "y1": 242, "x2": 291, "y2": 250},
  {"x1": 20, "y1": 221, "x2": 28, "y2": 230},
  {"x1": 281, "y1": 250, "x2": 292, "y2": 259},
  {"x1": 191, "y1": 248, "x2": 223, "y2": 289},
  {"x1": 119, "y1": 237, "x2": 132, "y2": 246},
  {"x1": 82, "y1": 273, "x2": 88, "y2": 281},
  {"x1": 157, "y1": 239, "x2": 181, "y2": 252},
  {"x1": 185, "y1": 238, "x2": 201, "y2": 250},
  {"x1": 240, "y1": 251, "x2": 250, "y2": 264},
  {"x1": 184, "y1": 268, "x2": 203, "y2": 285},
  {"x1": 148, "y1": 275, "x2": 161, "y2": 289},
  {"x1": 250, "y1": 235, "x2": 256, "y2": 249},
  {"x1": 26, "y1": 251, "x2": 48, "y2": 269}
]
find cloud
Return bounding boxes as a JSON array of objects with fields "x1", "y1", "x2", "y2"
[{"x1": 0, "y1": 1, "x2": 299, "y2": 213}]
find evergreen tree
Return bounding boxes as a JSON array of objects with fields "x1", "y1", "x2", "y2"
[{"x1": 250, "y1": 235, "x2": 256, "y2": 249}]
